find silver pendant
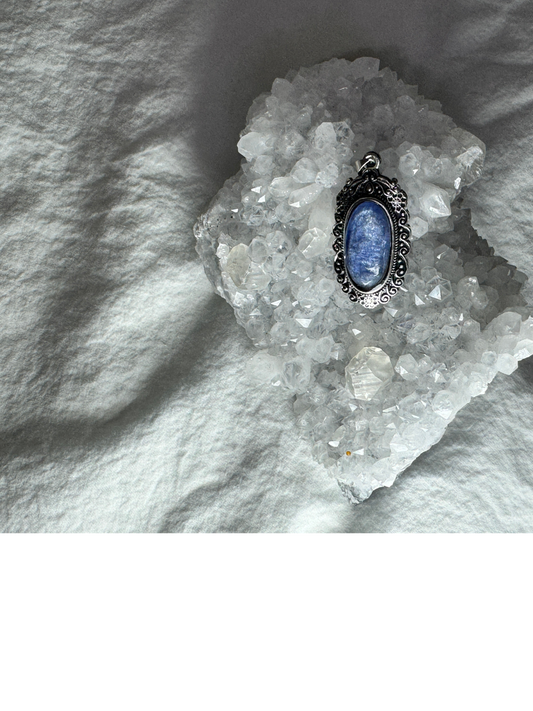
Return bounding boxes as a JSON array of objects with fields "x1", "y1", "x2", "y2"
[{"x1": 333, "y1": 152, "x2": 411, "y2": 309}]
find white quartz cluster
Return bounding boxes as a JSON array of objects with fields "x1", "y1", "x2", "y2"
[{"x1": 194, "y1": 57, "x2": 533, "y2": 503}]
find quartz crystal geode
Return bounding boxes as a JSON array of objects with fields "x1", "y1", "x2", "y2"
[{"x1": 194, "y1": 57, "x2": 533, "y2": 503}]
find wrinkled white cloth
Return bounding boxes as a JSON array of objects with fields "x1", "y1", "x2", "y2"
[{"x1": 1, "y1": 0, "x2": 533, "y2": 532}]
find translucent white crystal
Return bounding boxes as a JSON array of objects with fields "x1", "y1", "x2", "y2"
[
  {"x1": 298, "y1": 228, "x2": 329, "y2": 259},
  {"x1": 285, "y1": 251, "x2": 313, "y2": 277},
  {"x1": 225, "y1": 244, "x2": 250, "y2": 287},
  {"x1": 316, "y1": 163, "x2": 339, "y2": 188},
  {"x1": 398, "y1": 150, "x2": 421, "y2": 177},
  {"x1": 313, "y1": 122, "x2": 337, "y2": 150},
  {"x1": 278, "y1": 129, "x2": 305, "y2": 159},
  {"x1": 410, "y1": 216, "x2": 429, "y2": 239},
  {"x1": 308, "y1": 194, "x2": 335, "y2": 233},
  {"x1": 291, "y1": 157, "x2": 318, "y2": 184},
  {"x1": 282, "y1": 357, "x2": 311, "y2": 393},
  {"x1": 352, "y1": 56, "x2": 380, "y2": 79},
  {"x1": 457, "y1": 276, "x2": 489, "y2": 310},
  {"x1": 432, "y1": 390, "x2": 458, "y2": 419},
  {"x1": 457, "y1": 145, "x2": 484, "y2": 182},
  {"x1": 269, "y1": 176, "x2": 296, "y2": 199},
  {"x1": 296, "y1": 335, "x2": 335, "y2": 363},
  {"x1": 395, "y1": 354, "x2": 419, "y2": 381},
  {"x1": 496, "y1": 353, "x2": 518, "y2": 375},
  {"x1": 194, "y1": 57, "x2": 533, "y2": 506},
  {"x1": 266, "y1": 230, "x2": 293, "y2": 255},
  {"x1": 289, "y1": 183, "x2": 323, "y2": 208},
  {"x1": 345, "y1": 347, "x2": 394, "y2": 401},
  {"x1": 427, "y1": 276, "x2": 453, "y2": 302},
  {"x1": 419, "y1": 185, "x2": 452, "y2": 219},
  {"x1": 249, "y1": 238, "x2": 268, "y2": 264},
  {"x1": 514, "y1": 339, "x2": 533, "y2": 360},
  {"x1": 246, "y1": 351, "x2": 282, "y2": 385},
  {"x1": 244, "y1": 266, "x2": 271, "y2": 291},
  {"x1": 237, "y1": 132, "x2": 274, "y2": 161}
]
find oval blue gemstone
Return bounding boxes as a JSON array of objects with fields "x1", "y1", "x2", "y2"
[{"x1": 345, "y1": 200, "x2": 392, "y2": 290}]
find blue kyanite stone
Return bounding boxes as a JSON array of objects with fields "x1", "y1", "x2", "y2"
[{"x1": 345, "y1": 200, "x2": 392, "y2": 290}]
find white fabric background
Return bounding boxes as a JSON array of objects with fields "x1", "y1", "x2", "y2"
[{"x1": 1, "y1": 0, "x2": 533, "y2": 532}]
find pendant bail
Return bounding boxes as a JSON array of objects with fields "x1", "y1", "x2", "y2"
[{"x1": 355, "y1": 151, "x2": 381, "y2": 174}]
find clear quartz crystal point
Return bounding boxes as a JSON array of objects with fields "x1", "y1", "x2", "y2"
[
  {"x1": 298, "y1": 228, "x2": 329, "y2": 259},
  {"x1": 194, "y1": 57, "x2": 533, "y2": 504},
  {"x1": 345, "y1": 347, "x2": 394, "y2": 401}
]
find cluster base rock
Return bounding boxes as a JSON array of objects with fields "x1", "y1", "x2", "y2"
[{"x1": 194, "y1": 57, "x2": 533, "y2": 503}]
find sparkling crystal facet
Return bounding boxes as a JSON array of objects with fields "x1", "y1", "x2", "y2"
[{"x1": 345, "y1": 347, "x2": 394, "y2": 401}]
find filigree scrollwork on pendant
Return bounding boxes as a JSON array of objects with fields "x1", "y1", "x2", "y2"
[{"x1": 333, "y1": 162, "x2": 411, "y2": 309}]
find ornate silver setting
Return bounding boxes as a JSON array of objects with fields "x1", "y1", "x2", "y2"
[{"x1": 333, "y1": 152, "x2": 411, "y2": 309}]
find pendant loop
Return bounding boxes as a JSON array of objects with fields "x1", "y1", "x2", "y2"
[{"x1": 355, "y1": 151, "x2": 381, "y2": 174}]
